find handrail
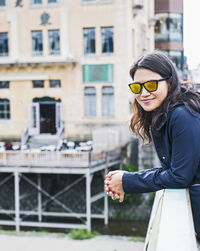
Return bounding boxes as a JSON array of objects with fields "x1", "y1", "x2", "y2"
[
  {"x1": 0, "y1": 148, "x2": 121, "y2": 168},
  {"x1": 56, "y1": 121, "x2": 65, "y2": 150},
  {"x1": 21, "y1": 128, "x2": 29, "y2": 147},
  {"x1": 144, "y1": 189, "x2": 198, "y2": 251}
]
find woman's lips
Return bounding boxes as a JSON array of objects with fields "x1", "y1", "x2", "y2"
[{"x1": 141, "y1": 99, "x2": 153, "y2": 104}]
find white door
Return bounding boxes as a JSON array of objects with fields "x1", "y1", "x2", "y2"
[
  {"x1": 28, "y1": 103, "x2": 40, "y2": 136},
  {"x1": 56, "y1": 102, "x2": 62, "y2": 132}
]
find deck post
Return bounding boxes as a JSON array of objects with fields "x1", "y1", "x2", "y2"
[{"x1": 14, "y1": 168, "x2": 20, "y2": 231}]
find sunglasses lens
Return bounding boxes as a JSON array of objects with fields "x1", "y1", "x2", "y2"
[
  {"x1": 129, "y1": 84, "x2": 141, "y2": 94},
  {"x1": 144, "y1": 81, "x2": 157, "y2": 92}
]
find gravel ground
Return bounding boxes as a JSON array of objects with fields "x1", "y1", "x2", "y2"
[{"x1": 0, "y1": 234, "x2": 144, "y2": 251}]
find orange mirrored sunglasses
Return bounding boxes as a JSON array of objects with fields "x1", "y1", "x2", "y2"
[{"x1": 128, "y1": 77, "x2": 170, "y2": 94}]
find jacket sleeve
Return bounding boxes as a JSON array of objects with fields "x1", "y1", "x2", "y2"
[{"x1": 122, "y1": 107, "x2": 200, "y2": 194}]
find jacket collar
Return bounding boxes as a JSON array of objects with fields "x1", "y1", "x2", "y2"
[{"x1": 155, "y1": 103, "x2": 184, "y2": 131}]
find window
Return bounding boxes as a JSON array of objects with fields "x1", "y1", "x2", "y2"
[
  {"x1": 102, "y1": 86, "x2": 114, "y2": 117},
  {"x1": 155, "y1": 13, "x2": 183, "y2": 42},
  {"x1": 84, "y1": 87, "x2": 96, "y2": 117},
  {"x1": 0, "y1": 32, "x2": 8, "y2": 57},
  {"x1": 0, "y1": 0, "x2": 7, "y2": 7},
  {"x1": 166, "y1": 50, "x2": 183, "y2": 70},
  {"x1": 48, "y1": 30, "x2": 60, "y2": 55},
  {"x1": 83, "y1": 0, "x2": 95, "y2": 2},
  {"x1": 31, "y1": 0, "x2": 42, "y2": 5},
  {"x1": 0, "y1": 81, "x2": 9, "y2": 88},
  {"x1": 32, "y1": 31, "x2": 43, "y2": 56},
  {"x1": 0, "y1": 99, "x2": 10, "y2": 120},
  {"x1": 82, "y1": 64, "x2": 113, "y2": 83},
  {"x1": 83, "y1": 28, "x2": 95, "y2": 54},
  {"x1": 33, "y1": 80, "x2": 44, "y2": 88},
  {"x1": 101, "y1": 27, "x2": 114, "y2": 53},
  {"x1": 49, "y1": 80, "x2": 61, "y2": 88},
  {"x1": 48, "y1": 0, "x2": 59, "y2": 3}
]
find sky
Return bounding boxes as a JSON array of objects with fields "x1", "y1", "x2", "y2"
[{"x1": 183, "y1": 0, "x2": 200, "y2": 69}]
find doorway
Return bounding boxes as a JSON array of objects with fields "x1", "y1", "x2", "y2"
[
  {"x1": 40, "y1": 103, "x2": 56, "y2": 134},
  {"x1": 28, "y1": 97, "x2": 61, "y2": 136}
]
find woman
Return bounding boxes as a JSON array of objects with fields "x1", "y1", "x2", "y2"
[{"x1": 105, "y1": 51, "x2": 200, "y2": 240}]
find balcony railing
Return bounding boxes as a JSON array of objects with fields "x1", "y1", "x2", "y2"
[
  {"x1": 32, "y1": 51, "x2": 43, "y2": 57},
  {"x1": 0, "y1": 148, "x2": 121, "y2": 168},
  {"x1": 49, "y1": 50, "x2": 60, "y2": 56},
  {"x1": 144, "y1": 189, "x2": 198, "y2": 251},
  {"x1": 0, "y1": 52, "x2": 9, "y2": 57}
]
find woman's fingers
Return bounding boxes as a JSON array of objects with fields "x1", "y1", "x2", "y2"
[
  {"x1": 119, "y1": 192, "x2": 124, "y2": 203},
  {"x1": 106, "y1": 170, "x2": 121, "y2": 178}
]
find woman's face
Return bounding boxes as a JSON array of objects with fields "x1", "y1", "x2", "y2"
[{"x1": 133, "y1": 68, "x2": 170, "y2": 112}]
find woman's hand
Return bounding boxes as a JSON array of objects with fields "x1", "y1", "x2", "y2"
[{"x1": 104, "y1": 170, "x2": 126, "y2": 203}]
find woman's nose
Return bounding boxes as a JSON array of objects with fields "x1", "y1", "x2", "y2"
[{"x1": 140, "y1": 86, "x2": 150, "y2": 96}]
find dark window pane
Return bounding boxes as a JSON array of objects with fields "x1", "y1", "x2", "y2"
[
  {"x1": 33, "y1": 80, "x2": 44, "y2": 88},
  {"x1": 83, "y1": 28, "x2": 95, "y2": 54},
  {"x1": 0, "y1": 81, "x2": 9, "y2": 88},
  {"x1": 0, "y1": 32, "x2": 8, "y2": 56},
  {"x1": 155, "y1": 13, "x2": 183, "y2": 42},
  {"x1": 48, "y1": 0, "x2": 58, "y2": 3},
  {"x1": 49, "y1": 30, "x2": 60, "y2": 55},
  {"x1": 49, "y1": 80, "x2": 61, "y2": 88},
  {"x1": 32, "y1": 0, "x2": 42, "y2": 4},
  {"x1": 32, "y1": 31, "x2": 43, "y2": 56},
  {"x1": 0, "y1": 0, "x2": 6, "y2": 7},
  {"x1": 0, "y1": 99, "x2": 10, "y2": 120},
  {"x1": 101, "y1": 27, "x2": 114, "y2": 53}
]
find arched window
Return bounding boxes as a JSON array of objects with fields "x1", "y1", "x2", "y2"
[
  {"x1": 0, "y1": 99, "x2": 10, "y2": 120},
  {"x1": 102, "y1": 86, "x2": 114, "y2": 117},
  {"x1": 84, "y1": 87, "x2": 96, "y2": 117}
]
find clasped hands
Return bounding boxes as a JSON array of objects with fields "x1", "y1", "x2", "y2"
[{"x1": 104, "y1": 170, "x2": 127, "y2": 203}]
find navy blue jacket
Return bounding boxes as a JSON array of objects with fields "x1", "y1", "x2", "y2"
[{"x1": 122, "y1": 105, "x2": 200, "y2": 234}]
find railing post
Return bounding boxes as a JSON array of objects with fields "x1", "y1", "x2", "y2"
[
  {"x1": 86, "y1": 168, "x2": 91, "y2": 231},
  {"x1": 14, "y1": 168, "x2": 20, "y2": 232}
]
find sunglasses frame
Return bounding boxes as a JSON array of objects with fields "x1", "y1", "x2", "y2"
[{"x1": 128, "y1": 77, "x2": 170, "y2": 94}]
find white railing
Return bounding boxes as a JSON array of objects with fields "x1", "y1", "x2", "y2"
[
  {"x1": 21, "y1": 128, "x2": 29, "y2": 146},
  {"x1": 0, "y1": 148, "x2": 121, "y2": 168},
  {"x1": 144, "y1": 189, "x2": 198, "y2": 251}
]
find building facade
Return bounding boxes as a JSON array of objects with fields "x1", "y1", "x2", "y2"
[
  {"x1": 0, "y1": 0, "x2": 154, "y2": 141},
  {"x1": 154, "y1": 0, "x2": 183, "y2": 73}
]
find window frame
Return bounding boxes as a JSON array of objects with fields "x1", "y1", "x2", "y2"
[
  {"x1": 48, "y1": 0, "x2": 59, "y2": 4},
  {"x1": 0, "y1": 99, "x2": 10, "y2": 120},
  {"x1": 32, "y1": 80, "x2": 44, "y2": 88},
  {"x1": 101, "y1": 26, "x2": 114, "y2": 54},
  {"x1": 32, "y1": 30, "x2": 43, "y2": 56},
  {"x1": 48, "y1": 29, "x2": 60, "y2": 56},
  {"x1": 0, "y1": 0, "x2": 7, "y2": 7},
  {"x1": 101, "y1": 86, "x2": 114, "y2": 117},
  {"x1": 31, "y1": 0, "x2": 42, "y2": 5},
  {"x1": 0, "y1": 32, "x2": 8, "y2": 57},
  {"x1": 49, "y1": 80, "x2": 61, "y2": 88},
  {"x1": 83, "y1": 27, "x2": 96, "y2": 55},
  {"x1": 0, "y1": 81, "x2": 9, "y2": 89},
  {"x1": 84, "y1": 86, "x2": 96, "y2": 117}
]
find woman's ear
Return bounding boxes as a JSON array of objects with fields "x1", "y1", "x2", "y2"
[{"x1": 168, "y1": 77, "x2": 172, "y2": 91}]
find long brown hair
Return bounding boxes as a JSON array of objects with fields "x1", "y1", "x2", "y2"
[{"x1": 130, "y1": 51, "x2": 200, "y2": 144}]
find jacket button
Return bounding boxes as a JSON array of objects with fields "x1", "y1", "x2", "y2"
[{"x1": 162, "y1": 156, "x2": 166, "y2": 160}]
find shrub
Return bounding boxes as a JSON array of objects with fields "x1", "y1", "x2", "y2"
[{"x1": 68, "y1": 229, "x2": 100, "y2": 240}]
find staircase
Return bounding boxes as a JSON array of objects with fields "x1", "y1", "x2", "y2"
[{"x1": 27, "y1": 134, "x2": 60, "y2": 149}]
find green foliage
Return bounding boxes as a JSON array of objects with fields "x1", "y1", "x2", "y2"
[
  {"x1": 147, "y1": 193, "x2": 155, "y2": 206},
  {"x1": 68, "y1": 229, "x2": 100, "y2": 240},
  {"x1": 124, "y1": 193, "x2": 143, "y2": 205},
  {"x1": 123, "y1": 164, "x2": 138, "y2": 172},
  {"x1": 129, "y1": 236, "x2": 145, "y2": 242}
]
